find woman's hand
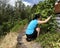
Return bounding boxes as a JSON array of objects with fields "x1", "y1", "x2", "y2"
[
  {"x1": 49, "y1": 15, "x2": 52, "y2": 18},
  {"x1": 38, "y1": 15, "x2": 52, "y2": 24}
]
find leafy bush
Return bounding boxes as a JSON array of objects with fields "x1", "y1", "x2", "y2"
[
  {"x1": 22, "y1": 19, "x2": 28, "y2": 25},
  {"x1": 31, "y1": 0, "x2": 59, "y2": 48},
  {"x1": 31, "y1": 0, "x2": 57, "y2": 33},
  {"x1": 36, "y1": 32, "x2": 60, "y2": 48}
]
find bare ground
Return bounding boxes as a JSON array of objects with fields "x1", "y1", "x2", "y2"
[
  {"x1": 0, "y1": 32, "x2": 18, "y2": 48},
  {"x1": 0, "y1": 25, "x2": 42, "y2": 48}
]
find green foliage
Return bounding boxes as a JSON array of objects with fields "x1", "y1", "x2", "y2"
[
  {"x1": 31, "y1": 0, "x2": 57, "y2": 33},
  {"x1": 0, "y1": 0, "x2": 31, "y2": 37},
  {"x1": 34, "y1": 0, "x2": 60, "y2": 48},
  {"x1": 36, "y1": 32, "x2": 60, "y2": 48},
  {"x1": 11, "y1": 19, "x2": 28, "y2": 32}
]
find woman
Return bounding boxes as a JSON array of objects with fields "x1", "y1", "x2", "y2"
[{"x1": 25, "y1": 13, "x2": 52, "y2": 41}]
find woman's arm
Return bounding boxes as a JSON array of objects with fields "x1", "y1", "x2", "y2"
[{"x1": 38, "y1": 16, "x2": 52, "y2": 24}]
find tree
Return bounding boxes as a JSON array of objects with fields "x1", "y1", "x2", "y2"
[
  {"x1": 0, "y1": 0, "x2": 9, "y2": 4},
  {"x1": 0, "y1": 0, "x2": 31, "y2": 37}
]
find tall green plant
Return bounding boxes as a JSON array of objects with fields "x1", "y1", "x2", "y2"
[{"x1": 31, "y1": 0, "x2": 57, "y2": 33}]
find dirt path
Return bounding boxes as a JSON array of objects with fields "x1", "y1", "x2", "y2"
[
  {"x1": 16, "y1": 35, "x2": 42, "y2": 48},
  {"x1": 0, "y1": 25, "x2": 42, "y2": 48},
  {"x1": 16, "y1": 25, "x2": 42, "y2": 48},
  {"x1": 0, "y1": 25, "x2": 26, "y2": 48},
  {"x1": 0, "y1": 32, "x2": 18, "y2": 48},
  {"x1": 20, "y1": 35, "x2": 41, "y2": 48}
]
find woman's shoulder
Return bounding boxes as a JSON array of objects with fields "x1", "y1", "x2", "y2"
[
  {"x1": 30, "y1": 19, "x2": 38, "y2": 23},
  {"x1": 34, "y1": 19, "x2": 38, "y2": 21},
  {"x1": 33, "y1": 19, "x2": 38, "y2": 23}
]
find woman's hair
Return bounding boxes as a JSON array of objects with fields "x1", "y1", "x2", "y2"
[{"x1": 33, "y1": 13, "x2": 41, "y2": 20}]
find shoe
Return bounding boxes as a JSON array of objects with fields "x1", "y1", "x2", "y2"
[{"x1": 26, "y1": 38, "x2": 31, "y2": 42}]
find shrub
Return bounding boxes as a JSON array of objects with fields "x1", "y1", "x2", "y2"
[
  {"x1": 36, "y1": 32, "x2": 60, "y2": 48},
  {"x1": 31, "y1": 0, "x2": 57, "y2": 33}
]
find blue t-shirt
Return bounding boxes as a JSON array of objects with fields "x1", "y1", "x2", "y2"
[{"x1": 25, "y1": 19, "x2": 38, "y2": 35}]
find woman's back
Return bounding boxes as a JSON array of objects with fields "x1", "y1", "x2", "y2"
[{"x1": 25, "y1": 19, "x2": 38, "y2": 35}]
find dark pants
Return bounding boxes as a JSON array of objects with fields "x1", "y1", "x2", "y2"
[{"x1": 26, "y1": 30, "x2": 37, "y2": 41}]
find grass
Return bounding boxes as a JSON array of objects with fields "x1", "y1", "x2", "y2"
[
  {"x1": 10, "y1": 19, "x2": 28, "y2": 32},
  {"x1": 10, "y1": 22, "x2": 26, "y2": 32},
  {"x1": 36, "y1": 32, "x2": 60, "y2": 48},
  {"x1": 10, "y1": 23, "x2": 21, "y2": 32},
  {"x1": 0, "y1": 32, "x2": 18, "y2": 48},
  {"x1": 0, "y1": 19, "x2": 28, "y2": 48}
]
